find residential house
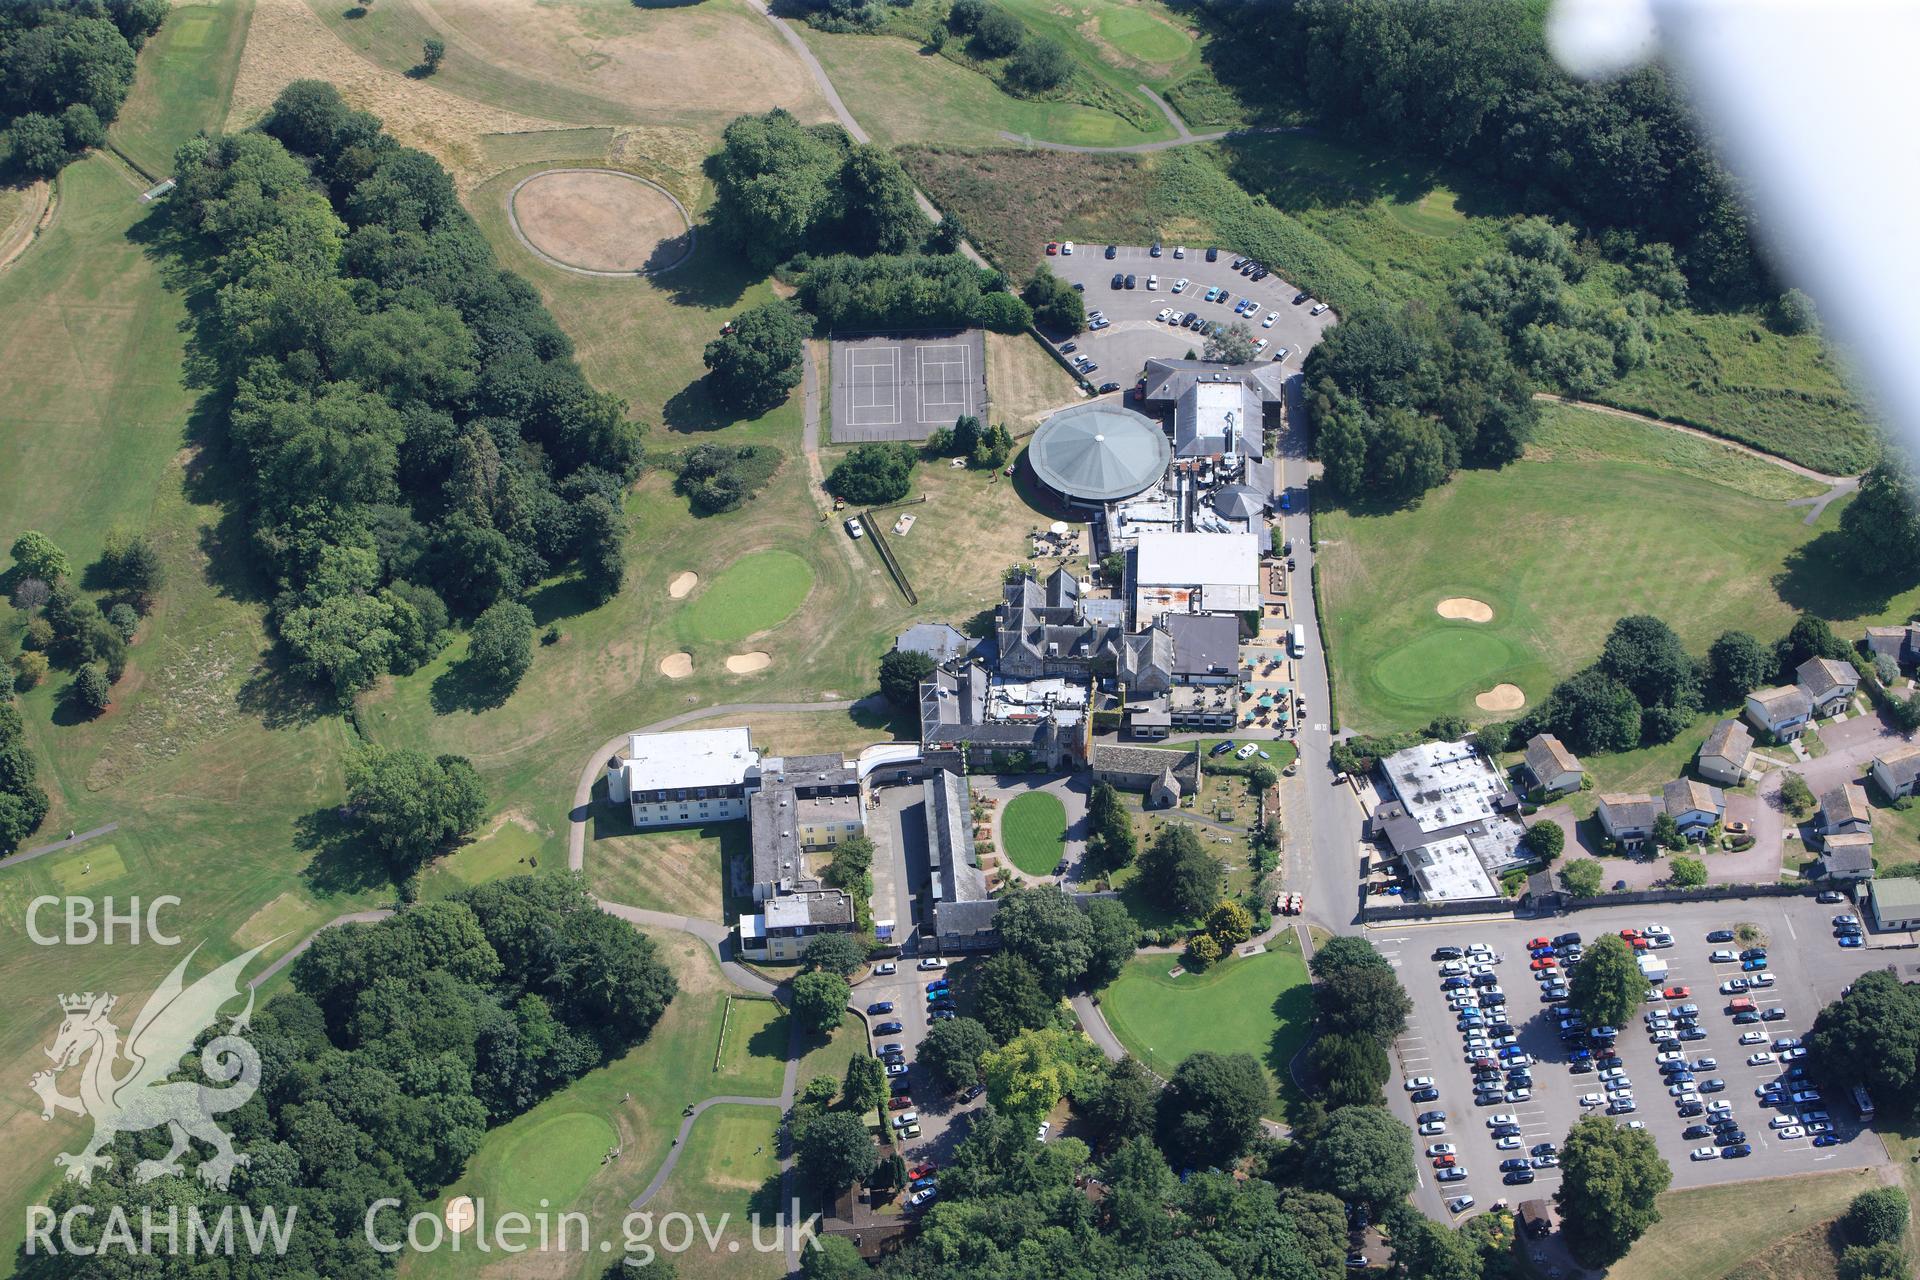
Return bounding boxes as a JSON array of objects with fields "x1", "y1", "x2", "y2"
[
  {"x1": 1597, "y1": 793, "x2": 1660, "y2": 846},
  {"x1": 1815, "y1": 834, "x2": 1875, "y2": 883},
  {"x1": 1796, "y1": 656, "x2": 1860, "y2": 718},
  {"x1": 1870, "y1": 745, "x2": 1920, "y2": 800},
  {"x1": 1863, "y1": 622, "x2": 1920, "y2": 668},
  {"x1": 1522, "y1": 734, "x2": 1584, "y2": 796},
  {"x1": 1662, "y1": 778, "x2": 1726, "y2": 839},
  {"x1": 737, "y1": 888, "x2": 855, "y2": 962},
  {"x1": 1744, "y1": 685, "x2": 1812, "y2": 741},
  {"x1": 1818, "y1": 781, "x2": 1874, "y2": 844},
  {"x1": 1696, "y1": 719, "x2": 1754, "y2": 786}
]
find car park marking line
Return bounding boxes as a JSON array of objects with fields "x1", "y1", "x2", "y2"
[{"x1": 1784, "y1": 917, "x2": 1797, "y2": 940}]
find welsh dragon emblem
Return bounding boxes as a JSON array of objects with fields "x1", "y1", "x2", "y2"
[{"x1": 29, "y1": 941, "x2": 274, "y2": 1190}]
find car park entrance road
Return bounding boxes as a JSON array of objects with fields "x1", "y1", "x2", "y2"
[{"x1": 1374, "y1": 896, "x2": 1892, "y2": 1223}]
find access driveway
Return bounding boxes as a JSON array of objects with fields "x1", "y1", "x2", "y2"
[
  {"x1": 1373, "y1": 896, "x2": 1894, "y2": 1224},
  {"x1": 1043, "y1": 244, "x2": 1337, "y2": 390}
]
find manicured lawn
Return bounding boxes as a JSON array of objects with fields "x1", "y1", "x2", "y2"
[
  {"x1": 489, "y1": 1111, "x2": 619, "y2": 1214},
  {"x1": 675, "y1": 549, "x2": 817, "y2": 647},
  {"x1": 1615, "y1": 1166, "x2": 1878, "y2": 1280},
  {"x1": 1317, "y1": 405, "x2": 1920, "y2": 734},
  {"x1": 108, "y1": 0, "x2": 254, "y2": 178},
  {"x1": 794, "y1": 1011, "x2": 867, "y2": 1095},
  {"x1": 1099, "y1": 931, "x2": 1311, "y2": 1121},
  {"x1": 1001, "y1": 789, "x2": 1068, "y2": 875},
  {"x1": 640, "y1": 1104, "x2": 786, "y2": 1280},
  {"x1": 716, "y1": 996, "x2": 790, "y2": 1086}
]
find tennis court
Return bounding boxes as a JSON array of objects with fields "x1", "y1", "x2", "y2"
[{"x1": 829, "y1": 330, "x2": 987, "y2": 442}]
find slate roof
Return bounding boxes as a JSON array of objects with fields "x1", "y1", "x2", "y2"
[
  {"x1": 1091, "y1": 743, "x2": 1199, "y2": 785},
  {"x1": 895, "y1": 622, "x2": 972, "y2": 666},
  {"x1": 1819, "y1": 834, "x2": 1874, "y2": 877},
  {"x1": 1598, "y1": 793, "x2": 1660, "y2": 830},
  {"x1": 1523, "y1": 734, "x2": 1581, "y2": 781},
  {"x1": 1797, "y1": 656, "x2": 1859, "y2": 699},
  {"x1": 1700, "y1": 718, "x2": 1753, "y2": 763},
  {"x1": 1116, "y1": 626, "x2": 1174, "y2": 691},
  {"x1": 1876, "y1": 745, "x2": 1920, "y2": 791},
  {"x1": 1166, "y1": 612, "x2": 1242, "y2": 680},
  {"x1": 1748, "y1": 685, "x2": 1812, "y2": 720},
  {"x1": 1820, "y1": 781, "x2": 1873, "y2": 829},
  {"x1": 1864, "y1": 623, "x2": 1920, "y2": 663},
  {"x1": 1662, "y1": 777, "x2": 1725, "y2": 818}
]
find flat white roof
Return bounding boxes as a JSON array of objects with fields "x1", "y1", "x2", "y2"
[
  {"x1": 621, "y1": 726, "x2": 759, "y2": 790},
  {"x1": 1406, "y1": 835, "x2": 1498, "y2": 900},
  {"x1": 737, "y1": 912, "x2": 765, "y2": 940},
  {"x1": 1381, "y1": 740, "x2": 1509, "y2": 834},
  {"x1": 1134, "y1": 531, "x2": 1259, "y2": 588}
]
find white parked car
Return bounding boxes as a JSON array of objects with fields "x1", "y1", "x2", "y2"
[
  {"x1": 1405, "y1": 1076, "x2": 1435, "y2": 1091},
  {"x1": 1156, "y1": 307, "x2": 1173, "y2": 322},
  {"x1": 1707, "y1": 1100, "x2": 1733, "y2": 1115},
  {"x1": 1036, "y1": 1120, "x2": 1051, "y2": 1140},
  {"x1": 1146, "y1": 273, "x2": 1159, "y2": 290},
  {"x1": 1254, "y1": 338, "x2": 1268, "y2": 352},
  {"x1": 1780, "y1": 1125, "x2": 1806, "y2": 1139},
  {"x1": 1426, "y1": 1143, "x2": 1457, "y2": 1157},
  {"x1": 1710, "y1": 949, "x2": 1737, "y2": 963},
  {"x1": 1495, "y1": 1135, "x2": 1521, "y2": 1149},
  {"x1": 1262, "y1": 311, "x2": 1278, "y2": 327},
  {"x1": 1061, "y1": 242, "x2": 1074, "y2": 255},
  {"x1": 1487, "y1": 1113, "x2": 1518, "y2": 1127},
  {"x1": 1740, "y1": 1031, "x2": 1769, "y2": 1045},
  {"x1": 1420, "y1": 1121, "x2": 1447, "y2": 1136},
  {"x1": 1655, "y1": 1050, "x2": 1683, "y2": 1064},
  {"x1": 1770, "y1": 1115, "x2": 1798, "y2": 1129},
  {"x1": 1578, "y1": 1093, "x2": 1603, "y2": 1107},
  {"x1": 1310, "y1": 302, "x2": 1329, "y2": 315},
  {"x1": 918, "y1": 958, "x2": 948, "y2": 971},
  {"x1": 1748, "y1": 1051, "x2": 1774, "y2": 1065},
  {"x1": 1173, "y1": 277, "x2": 1189, "y2": 292},
  {"x1": 1691, "y1": 1146, "x2": 1719, "y2": 1161},
  {"x1": 1751, "y1": 971, "x2": 1775, "y2": 987}
]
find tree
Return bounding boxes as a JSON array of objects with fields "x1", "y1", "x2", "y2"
[
  {"x1": 1669, "y1": 855, "x2": 1707, "y2": 887},
  {"x1": 1381, "y1": 1205, "x2": 1482, "y2": 1280},
  {"x1": 1774, "y1": 287, "x2": 1818, "y2": 334},
  {"x1": 1309, "y1": 935, "x2": 1392, "y2": 982},
  {"x1": 344, "y1": 745, "x2": 487, "y2": 877},
  {"x1": 1157, "y1": 1051, "x2": 1268, "y2": 1168},
  {"x1": 1568, "y1": 933, "x2": 1643, "y2": 1032},
  {"x1": 1315, "y1": 965, "x2": 1414, "y2": 1045},
  {"x1": 801, "y1": 1234, "x2": 868, "y2": 1280},
  {"x1": 970, "y1": 6, "x2": 1024, "y2": 55},
  {"x1": 972, "y1": 951, "x2": 1055, "y2": 1042},
  {"x1": 1560, "y1": 856, "x2": 1604, "y2": 898},
  {"x1": 1776, "y1": 614, "x2": 1853, "y2": 677},
  {"x1": 1838, "y1": 1242, "x2": 1910, "y2": 1280},
  {"x1": 68, "y1": 664, "x2": 110, "y2": 717},
  {"x1": 0, "y1": 789, "x2": 50, "y2": 855},
  {"x1": 1085, "y1": 780, "x2": 1138, "y2": 872},
  {"x1": 8, "y1": 113, "x2": 69, "y2": 176},
  {"x1": 1523, "y1": 818, "x2": 1565, "y2": 861},
  {"x1": 970, "y1": 422, "x2": 1014, "y2": 470},
  {"x1": 1080, "y1": 1055, "x2": 1157, "y2": 1148},
  {"x1": 802, "y1": 932, "x2": 868, "y2": 978},
  {"x1": 1841, "y1": 1187, "x2": 1909, "y2": 1248},
  {"x1": 1599, "y1": 615, "x2": 1699, "y2": 712},
  {"x1": 918, "y1": 1015, "x2": 994, "y2": 1091},
  {"x1": 1082, "y1": 897, "x2": 1138, "y2": 988},
  {"x1": 792, "y1": 970, "x2": 851, "y2": 1036},
  {"x1": 1204, "y1": 321, "x2": 1257, "y2": 364},
  {"x1": 574, "y1": 494, "x2": 625, "y2": 600},
  {"x1": 1837, "y1": 457, "x2": 1920, "y2": 585},
  {"x1": 1008, "y1": 37, "x2": 1070, "y2": 91},
  {"x1": 13, "y1": 652, "x2": 47, "y2": 691},
  {"x1": 1207, "y1": 900, "x2": 1254, "y2": 948},
  {"x1": 946, "y1": 0, "x2": 986, "y2": 31},
  {"x1": 1554, "y1": 1115, "x2": 1672, "y2": 1266},
  {"x1": 822, "y1": 833, "x2": 874, "y2": 894},
  {"x1": 827, "y1": 442, "x2": 916, "y2": 505},
  {"x1": 795, "y1": 1110, "x2": 873, "y2": 1191},
  {"x1": 981, "y1": 1025, "x2": 1100, "y2": 1120},
  {"x1": 1184, "y1": 932, "x2": 1222, "y2": 971},
  {"x1": 467, "y1": 599, "x2": 534, "y2": 691},
  {"x1": 1305, "y1": 1105, "x2": 1417, "y2": 1209},
  {"x1": 878, "y1": 647, "x2": 936, "y2": 708},
  {"x1": 843, "y1": 1053, "x2": 887, "y2": 1115},
  {"x1": 995, "y1": 884, "x2": 1093, "y2": 992},
  {"x1": 420, "y1": 38, "x2": 446, "y2": 73},
  {"x1": 1137, "y1": 824, "x2": 1225, "y2": 921},
  {"x1": 8, "y1": 531, "x2": 70, "y2": 584},
  {"x1": 1021, "y1": 267, "x2": 1085, "y2": 332},
  {"x1": 1308, "y1": 1030, "x2": 1389, "y2": 1108},
  {"x1": 703, "y1": 299, "x2": 807, "y2": 417},
  {"x1": 1543, "y1": 666, "x2": 1643, "y2": 755},
  {"x1": 1806, "y1": 971, "x2": 1920, "y2": 1117},
  {"x1": 1652, "y1": 810, "x2": 1683, "y2": 851},
  {"x1": 1707, "y1": 629, "x2": 1771, "y2": 700},
  {"x1": 1781, "y1": 772, "x2": 1816, "y2": 818}
]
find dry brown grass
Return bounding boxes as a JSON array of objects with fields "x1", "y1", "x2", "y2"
[
  {"x1": 0, "y1": 180, "x2": 52, "y2": 273},
  {"x1": 511, "y1": 169, "x2": 689, "y2": 271},
  {"x1": 987, "y1": 330, "x2": 1082, "y2": 428},
  {"x1": 410, "y1": 0, "x2": 832, "y2": 132},
  {"x1": 900, "y1": 144, "x2": 1156, "y2": 274},
  {"x1": 230, "y1": 0, "x2": 562, "y2": 187}
]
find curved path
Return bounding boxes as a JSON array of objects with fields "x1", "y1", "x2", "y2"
[
  {"x1": 1530, "y1": 393, "x2": 1863, "y2": 523},
  {"x1": 249, "y1": 909, "x2": 397, "y2": 989},
  {"x1": 629, "y1": 1090, "x2": 789, "y2": 1209},
  {"x1": 504, "y1": 168, "x2": 696, "y2": 279}
]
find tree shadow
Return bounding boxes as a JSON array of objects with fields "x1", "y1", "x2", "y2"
[
  {"x1": 1268, "y1": 978, "x2": 1314, "y2": 1080},
  {"x1": 525, "y1": 574, "x2": 599, "y2": 626},
  {"x1": 747, "y1": 1171, "x2": 785, "y2": 1222},
  {"x1": 746, "y1": 1009, "x2": 790, "y2": 1061},
  {"x1": 662, "y1": 378, "x2": 733, "y2": 434},
  {"x1": 1774, "y1": 530, "x2": 1918, "y2": 621},
  {"x1": 235, "y1": 649, "x2": 335, "y2": 730},
  {"x1": 657, "y1": 234, "x2": 760, "y2": 312},
  {"x1": 295, "y1": 805, "x2": 394, "y2": 896},
  {"x1": 430, "y1": 658, "x2": 512, "y2": 715}
]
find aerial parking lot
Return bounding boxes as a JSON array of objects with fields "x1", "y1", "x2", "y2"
[
  {"x1": 1373, "y1": 896, "x2": 1897, "y2": 1222},
  {"x1": 1041, "y1": 242, "x2": 1338, "y2": 391}
]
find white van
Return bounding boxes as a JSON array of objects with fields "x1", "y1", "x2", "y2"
[{"x1": 1290, "y1": 624, "x2": 1307, "y2": 658}]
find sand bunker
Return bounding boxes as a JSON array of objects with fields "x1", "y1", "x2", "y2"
[
  {"x1": 659, "y1": 651, "x2": 694, "y2": 679},
  {"x1": 1437, "y1": 597, "x2": 1494, "y2": 623},
  {"x1": 725, "y1": 651, "x2": 772, "y2": 674},
  {"x1": 668, "y1": 571, "x2": 698, "y2": 599},
  {"x1": 1476, "y1": 684, "x2": 1526, "y2": 711},
  {"x1": 510, "y1": 169, "x2": 693, "y2": 274},
  {"x1": 445, "y1": 1197, "x2": 476, "y2": 1233}
]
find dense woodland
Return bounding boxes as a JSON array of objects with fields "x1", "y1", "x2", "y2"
[
  {"x1": 0, "y1": 0, "x2": 167, "y2": 176},
  {"x1": 172, "y1": 82, "x2": 639, "y2": 701},
  {"x1": 14, "y1": 876, "x2": 678, "y2": 1277}
]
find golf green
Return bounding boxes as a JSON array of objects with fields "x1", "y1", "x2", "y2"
[
  {"x1": 490, "y1": 1112, "x2": 617, "y2": 1213},
  {"x1": 675, "y1": 550, "x2": 814, "y2": 646},
  {"x1": 1001, "y1": 790, "x2": 1067, "y2": 876},
  {"x1": 1095, "y1": 4, "x2": 1193, "y2": 63},
  {"x1": 1369, "y1": 628, "x2": 1524, "y2": 703}
]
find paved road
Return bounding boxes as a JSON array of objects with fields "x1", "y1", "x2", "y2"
[{"x1": 8, "y1": 821, "x2": 120, "y2": 867}]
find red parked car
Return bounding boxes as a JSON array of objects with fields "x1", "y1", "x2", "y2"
[
  {"x1": 889, "y1": 1096, "x2": 914, "y2": 1111},
  {"x1": 1527, "y1": 937, "x2": 1552, "y2": 950}
]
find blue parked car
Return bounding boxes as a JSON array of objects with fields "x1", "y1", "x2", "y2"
[
  {"x1": 1742, "y1": 958, "x2": 1767, "y2": 971},
  {"x1": 867, "y1": 1002, "x2": 895, "y2": 1015},
  {"x1": 1838, "y1": 935, "x2": 1863, "y2": 948}
]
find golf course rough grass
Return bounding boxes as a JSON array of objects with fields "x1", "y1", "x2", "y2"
[
  {"x1": 1001, "y1": 789, "x2": 1068, "y2": 876},
  {"x1": 1100, "y1": 938, "x2": 1313, "y2": 1121},
  {"x1": 675, "y1": 549, "x2": 815, "y2": 647}
]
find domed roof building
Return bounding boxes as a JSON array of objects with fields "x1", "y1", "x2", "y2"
[{"x1": 1027, "y1": 402, "x2": 1170, "y2": 507}]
